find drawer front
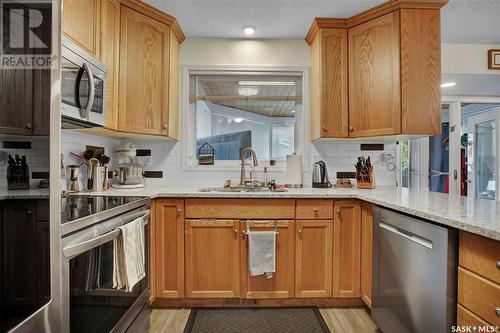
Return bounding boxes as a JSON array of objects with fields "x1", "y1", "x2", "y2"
[
  {"x1": 458, "y1": 267, "x2": 500, "y2": 326},
  {"x1": 459, "y1": 231, "x2": 500, "y2": 285},
  {"x1": 185, "y1": 199, "x2": 295, "y2": 219},
  {"x1": 296, "y1": 199, "x2": 333, "y2": 219},
  {"x1": 457, "y1": 304, "x2": 492, "y2": 327}
]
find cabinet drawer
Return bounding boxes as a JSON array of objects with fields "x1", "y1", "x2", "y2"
[
  {"x1": 459, "y1": 231, "x2": 500, "y2": 285},
  {"x1": 296, "y1": 199, "x2": 333, "y2": 219},
  {"x1": 457, "y1": 304, "x2": 491, "y2": 327},
  {"x1": 185, "y1": 199, "x2": 295, "y2": 219},
  {"x1": 458, "y1": 267, "x2": 500, "y2": 326}
]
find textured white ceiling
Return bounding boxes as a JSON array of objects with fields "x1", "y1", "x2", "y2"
[{"x1": 145, "y1": 0, "x2": 500, "y2": 43}]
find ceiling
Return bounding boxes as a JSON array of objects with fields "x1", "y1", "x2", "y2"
[{"x1": 145, "y1": 0, "x2": 500, "y2": 43}]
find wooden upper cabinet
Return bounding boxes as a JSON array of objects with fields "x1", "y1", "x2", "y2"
[
  {"x1": 306, "y1": 2, "x2": 443, "y2": 139},
  {"x1": 100, "y1": 0, "x2": 120, "y2": 130},
  {"x1": 348, "y1": 11, "x2": 401, "y2": 137},
  {"x1": 63, "y1": 0, "x2": 100, "y2": 57},
  {"x1": 240, "y1": 220, "x2": 295, "y2": 299},
  {"x1": 333, "y1": 200, "x2": 361, "y2": 298},
  {"x1": 155, "y1": 199, "x2": 184, "y2": 299},
  {"x1": 309, "y1": 27, "x2": 348, "y2": 139},
  {"x1": 185, "y1": 219, "x2": 240, "y2": 298},
  {"x1": 119, "y1": 6, "x2": 170, "y2": 136},
  {"x1": 295, "y1": 220, "x2": 332, "y2": 298},
  {"x1": 400, "y1": 9, "x2": 441, "y2": 136}
]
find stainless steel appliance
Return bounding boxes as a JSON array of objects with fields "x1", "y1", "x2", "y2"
[
  {"x1": 312, "y1": 161, "x2": 332, "y2": 188},
  {"x1": 372, "y1": 207, "x2": 457, "y2": 333},
  {"x1": 61, "y1": 36, "x2": 106, "y2": 128},
  {"x1": 61, "y1": 196, "x2": 151, "y2": 333}
]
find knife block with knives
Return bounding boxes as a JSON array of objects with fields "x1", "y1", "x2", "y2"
[
  {"x1": 355, "y1": 155, "x2": 375, "y2": 189},
  {"x1": 7, "y1": 154, "x2": 30, "y2": 190}
]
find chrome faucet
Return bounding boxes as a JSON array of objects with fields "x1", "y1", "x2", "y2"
[{"x1": 240, "y1": 147, "x2": 258, "y2": 186}]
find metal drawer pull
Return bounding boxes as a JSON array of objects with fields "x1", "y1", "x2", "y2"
[
  {"x1": 242, "y1": 220, "x2": 279, "y2": 235},
  {"x1": 313, "y1": 208, "x2": 319, "y2": 213},
  {"x1": 298, "y1": 229, "x2": 303, "y2": 238},
  {"x1": 496, "y1": 261, "x2": 500, "y2": 270},
  {"x1": 495, "y1": 307, "x2": 500, "y2": 317}
]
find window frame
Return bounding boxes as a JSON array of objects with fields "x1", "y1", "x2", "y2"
[{"x1": 181, "y1": 65, "x2": 309, "y2": 172}]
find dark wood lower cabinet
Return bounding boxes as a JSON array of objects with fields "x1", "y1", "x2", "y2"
[{"x1": 1, "y1": 200, "x2": 50, "y2": 307}]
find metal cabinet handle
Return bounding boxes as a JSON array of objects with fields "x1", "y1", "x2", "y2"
[
  {"x1": 163, "y1": 124, "x2": 168, "y2": 130},
  {"x1": 27, "y1": 209, "x2": 33, "y2": 215},
  {"x1": 298, "y1": 229, "x2": 303, "y2": 238},
  {"x1": 495, "y1": 307, "x2": 500, "y2": 317},
  {"x1": 233, "y1": 228, "x2": 239, "y2": 238},
  {"x1": 176, "y1": 208, "x2": 182, "y2": 216},
  {"x1": 322, "y1": 126, "x2": 327, "y2": 132},
  {"x1": 349, "y1": 126, "x2": 354, "y2": 132},
  {"x1": 25, "y1": 123, "x2": 32, "y2": 130},
  {"x1": 313, "y1": 208, "x2": 319, "y2": 213},
  {"x1": 496, "y1": 261, "x2": 500, "y2": 270}
]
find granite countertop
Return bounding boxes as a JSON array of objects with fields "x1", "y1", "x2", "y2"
[
  {"x1": 0, "y1": 187, "x2": 50, "y2": 200},
  {"x1": 71, "y1": 185, "x2": 500, "y2": 242}
]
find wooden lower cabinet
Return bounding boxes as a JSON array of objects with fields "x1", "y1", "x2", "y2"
[
  {"x1": 185, "y1": 219, "x2": 240, "y2": 298},
  {"x1": 360, "y1": 202, "x2": 373, "y2": 307},
  {"x1": 155, "y1": 199, "x2": 184, "y2": 299},
  {"x1": 240, "y1": 220, "x2": 295, "y2": 299},
  {"x1": 333, "y1": 200, "x2": 361, "y2": 298},
  {"x1": 295, "y1": 220, "x2": 333, "y2": 298}
]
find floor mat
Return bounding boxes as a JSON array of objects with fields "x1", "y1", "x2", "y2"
[{"x1": 183, "y1": 307, "x2": 331, "y2": 333}]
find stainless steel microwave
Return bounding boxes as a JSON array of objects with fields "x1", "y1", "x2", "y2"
[{"x1": 61, "y1": 36, "x2": 106, "y2": 128}]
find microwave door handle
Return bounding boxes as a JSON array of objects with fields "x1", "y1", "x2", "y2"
[
  {"x1": 80, "y1": 62, "x2": 95, "y2": 119},
  {"x1": 63, "y1": 211, "x2": 150, "y2": 258}
]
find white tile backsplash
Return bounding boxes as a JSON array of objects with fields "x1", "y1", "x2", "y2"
[
  {"x1": 0, "y1": 135, "x2": 50, "y2": 187},
  {"x1": 60, "y1": 131, "x2": 398, "y2": 189}
]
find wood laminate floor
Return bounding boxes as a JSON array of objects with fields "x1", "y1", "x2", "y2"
[{"x1": 150, "y1": 307, "x2": 378, "y2": 333}]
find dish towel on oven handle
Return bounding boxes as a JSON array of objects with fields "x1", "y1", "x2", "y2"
[
  {"x1": 113, "y1": 215, "x2": 146, "y2": 292},
  {"x1": 247, "y1": 230, "x2": 276, "y2": 279}
]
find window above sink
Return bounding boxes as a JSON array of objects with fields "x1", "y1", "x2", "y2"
[{"x1": 182, "y1": 67, "x2": 308, "y2": 171}]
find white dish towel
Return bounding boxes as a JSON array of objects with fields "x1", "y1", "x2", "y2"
[
  {"x1": 247, "y1": 231, "x2": 276, "y2": 279},
  {"x1": 113, "y1": 216, "x2": 146, "y2": 292}
]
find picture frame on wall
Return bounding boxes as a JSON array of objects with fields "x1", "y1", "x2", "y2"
[{"x1": 488, "y1": 49, "x2": 500, "y2": 70}]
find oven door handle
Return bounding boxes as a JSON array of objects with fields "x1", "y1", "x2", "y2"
[
  {"x1": 63, "y1": 211, "x2": 150, "y2": 258},
  {"x1": 79, "y1": 62, "x2": 95, "y2": 119}
]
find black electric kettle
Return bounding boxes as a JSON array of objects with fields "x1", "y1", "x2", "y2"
[{"x1": 312, "y1": 161, "x2": 332, "y2": 188}]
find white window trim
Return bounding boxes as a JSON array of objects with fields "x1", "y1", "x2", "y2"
[{"x1": 180, "y1": 65, "x2": 310, "y2": 172}]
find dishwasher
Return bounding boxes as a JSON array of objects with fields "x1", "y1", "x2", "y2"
[{"x1": 372, "y1": 207, "x2": 457, "y2": 333}]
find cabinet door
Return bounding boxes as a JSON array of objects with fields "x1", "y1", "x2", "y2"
[
  {"x1": 348, "y1": 11, "x2": 401, "y2": 137},
  {"x1": 2, "y1": 201, "x2": 37, "y2": 305},
  {"x1": 155, "y1": 199, "x2": 184, "y2": 299},
  {"x1": 240, "y1": 220, "x2": 295, "y2": 299},
  {"x1": 333, "y1": 200, "x2": 361, "y2": 298},
  {"x1": 295, "y1": 220, "x2": 332, "y2": 298},
  {"x1": 63, "y1": 0, "x2": 100, "y2": 57},
  {"x1": 119, "y1": 6, "x2": 170, "y2": 136},
  {"x1": 360, "y1": 202, "x2": 373, "y2": 307},
  {"x1": 185, "y1": 219, "x2": 240, "y2": 298},
  {"x1": 100, "y1": 0, "x2": 120, "y2": 130},
  {"x1": 310, "y1": 28, "x2": 348, "y2": 139},
  {"x1": 36, "y1": 221, "x2": 50, "y2": 304},
  {"x1": 0, "y1": 69, "x2": 34, "y2": 135}
]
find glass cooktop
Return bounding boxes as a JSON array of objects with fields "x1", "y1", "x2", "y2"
[{"x1": 61, "y1": 196, "x2": 145, "y2": 225}]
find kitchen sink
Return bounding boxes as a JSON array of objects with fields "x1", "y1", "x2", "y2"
[{"x1": 198, "y1": 186, "x2": 288, "y2": 193}]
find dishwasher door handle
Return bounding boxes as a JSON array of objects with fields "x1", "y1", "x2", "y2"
[{"x1": 379, "y1": 221, "x2": 433, "y2": 250}]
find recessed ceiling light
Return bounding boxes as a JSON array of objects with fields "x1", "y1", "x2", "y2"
[
  {"x1": 441, "y1": 82, "x2": 456, "y2": 88},
  {"x1": 243, "y1": 26, "x2": 255, "y2": 36}
]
